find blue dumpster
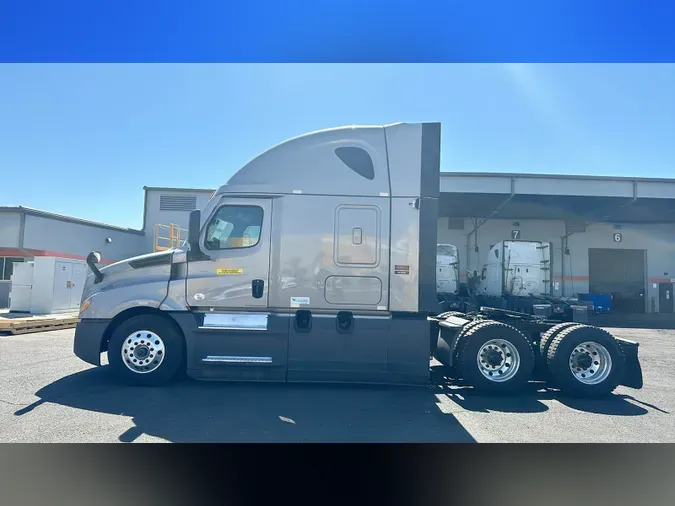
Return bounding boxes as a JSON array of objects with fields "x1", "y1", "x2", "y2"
[{"x1": 578, "y1": 293, "x2": 612, "y2": 313}]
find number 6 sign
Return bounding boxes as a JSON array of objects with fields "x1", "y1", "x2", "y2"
[{"x1": 613, "y1": 232, "x2": 622, "y2": 242}]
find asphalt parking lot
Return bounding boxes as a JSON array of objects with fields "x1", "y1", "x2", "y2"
[{"x1": 0, "y1": 326, "x2": 673, "y2": 443}]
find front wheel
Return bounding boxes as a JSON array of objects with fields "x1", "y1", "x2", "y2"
[{"x1": 108, "y1": 314, "x2": 185, "y2": 386}]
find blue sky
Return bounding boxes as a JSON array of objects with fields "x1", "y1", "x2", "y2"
[{"x1": 1, "y1": 64, "x2": 674, "y2": 229}]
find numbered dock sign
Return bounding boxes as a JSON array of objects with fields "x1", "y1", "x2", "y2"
[
  {"x1": 511, "y1": 229, "x2": 520, "y2": 240},
  {"x1": 613, "y1": 232, "x2": 622, "y2": 243}
]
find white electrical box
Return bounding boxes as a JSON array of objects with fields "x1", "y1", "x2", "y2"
[
  {"x1": 9, "y1": 257, "x2": 88, "y2": 315},
  {"x1": 8, "y1": 261, "x2": 34, "y2": 312}
]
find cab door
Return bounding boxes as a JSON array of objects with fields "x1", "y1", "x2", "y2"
[
  {"x1": 186, "y1": 197, "x2": 288, "y2": 381},
  {"x1": 188, "y1": 199, "x2": 271, "y2": 308}
]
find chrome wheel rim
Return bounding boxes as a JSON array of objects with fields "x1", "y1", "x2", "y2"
[
  {"x1": 569, "y1": 341, "x2": 612, "y2": 385},
  {"x1": 122, "y1": 330, "x2": 165, "y2": 374},
  {"x1": 477, "y1": 339, "x2": 521, "y2": 382}
]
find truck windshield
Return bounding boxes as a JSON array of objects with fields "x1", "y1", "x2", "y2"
[
  {"x1": 437, "y1": 245, "x2": 457, "y2": 257},
  {"x1": 204, "y1": 205, "x2": 263, "y2": 250}
]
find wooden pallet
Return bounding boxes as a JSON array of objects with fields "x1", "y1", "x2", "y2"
[{"x1": 0, "y1": 313, "x2": 79, "y2": 335}]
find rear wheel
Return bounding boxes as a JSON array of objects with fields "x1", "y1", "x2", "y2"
[
  {"x1": 457, "y1": 320, "x2": 535, "y2": 393},
  {"x1": 539, "y1": 322, "x2": 583, "y2": 358},
  {"x1": 448, "y1": 318, "x2": 487, "y2": 369},
  {"x1": 108, "y1": 314, "x2": 185, "y2": 386},
  {"x1": 459, "y1": 318, "x2": 486, "y2": 334},
  {"x1": 546, "y1": 325, "x2": 625, "y2": 397},
  {"x1": 436, "y1": 311, "x2": 467, "y2": 320}
]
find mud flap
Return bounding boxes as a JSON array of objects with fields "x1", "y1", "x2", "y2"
[
  {"x1": 616, "y1": 338, "x2": 643, "y2": 389},
  {"x1": 432, "y1": 316, "x2": 470, "y2": 368}
]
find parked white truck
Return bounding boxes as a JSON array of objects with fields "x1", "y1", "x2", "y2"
[
  {"x1": 436, "y1": 244, "x2": 459, "y2": 296},
  {"x1": 437, "y1": 240, "x2": 578, "y2": 321},
  {"x1": 74, "y1": 122, "x2": 643, "y2": 396},
  {"x1": 473, "y1": 240, "x2": 575, "y2": 319},
  {"x1": 476, "y1": 240, "x2": 550, "y2": 298}
]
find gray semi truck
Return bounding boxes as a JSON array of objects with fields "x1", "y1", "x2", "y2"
[{"x1": 74, "y1": 122, "x2": 643, "y2": 397}]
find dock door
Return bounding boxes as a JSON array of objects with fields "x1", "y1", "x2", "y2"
[{"x1": 589, "y1": 248, "x2": 646, "y2": 314}]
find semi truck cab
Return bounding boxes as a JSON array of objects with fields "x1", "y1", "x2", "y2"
[{"x1": 74, "y1": 122, "x2": 442, "y2": 386}]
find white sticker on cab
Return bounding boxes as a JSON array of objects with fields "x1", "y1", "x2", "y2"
[{"x1": 290, "y1": 296, "x2": 310, "y2": 308}]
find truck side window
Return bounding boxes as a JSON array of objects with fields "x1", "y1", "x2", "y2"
[
  {"x1": 334, "y1": 146, "x2": 375, "y2": 180},
  {"x1": 204, "y1": 205, "x2": 263, "y2": 250}
]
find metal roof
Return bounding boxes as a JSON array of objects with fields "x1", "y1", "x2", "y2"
[
  {"x1": 438, "y1": 172, "x2": 675, "y2": 223},
  {"x1": 441, "y1": 171, "x2": 675, "y2": 184},
  {"x1": 0, "y1": 206, "x2": 144, "y2": 235},
  {"x1": 143, "y1": 186, "x2": 216, "y2": 193},
  {"x1": 440, "y1": 172, "x2": 675, "y2": 199},
  {"x1": 439, "y1": 193, "x2": 675, "y2": 223}
]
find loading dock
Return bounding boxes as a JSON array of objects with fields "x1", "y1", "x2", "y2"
[
  {"x1": 589, "y1": 248, "x2": 646, "y2": 314},
  {"x1": 438, "y1": 173, "x2": 675, "y2": 313}
]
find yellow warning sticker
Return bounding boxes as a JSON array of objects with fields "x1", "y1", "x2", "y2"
[{"x1": 217, "y1": 268, "x2": 243, "y2": 275}]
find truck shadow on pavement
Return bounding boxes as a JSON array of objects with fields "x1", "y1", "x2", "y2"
[
  {"x1": 16, "y1": 366, "x2": 477, "y2": 443},
  {"x1": 429, "y1": 366, "x2": 658, "y2": 417},
  {"x1": 15, "y1": 365, "x2": 658, "y2": 443},
  {"x1": 431, "y1": 384, "x2": 653, "y2": 416}
]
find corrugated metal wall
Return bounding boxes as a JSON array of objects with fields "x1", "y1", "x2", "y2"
[
  {"x1": 22, "y1": 214, "x2": 144, "y2": 262},
  {"x1": 0, "y1": 212, "x2": 21, "y2": 248}
]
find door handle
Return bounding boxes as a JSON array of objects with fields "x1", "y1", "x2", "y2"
[{"x1": 252, "y1": 279, "x2": 264, "y2": 299}]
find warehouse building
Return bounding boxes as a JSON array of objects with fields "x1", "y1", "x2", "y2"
[
  {"x1": 0, "y1": 207, "x2": 144, "y2": 308},
  {"x1": 3, "y1": 173, "x2": 675, "y2": 313},
  {"x1": 438, "y1": 173, "x2": 675, "y2": 315},
  {"x1": 0, "y1": 186, "x2": 213, "y2": 308}
]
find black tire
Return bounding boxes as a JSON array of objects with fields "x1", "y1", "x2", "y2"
[
  {"x1": 539, "y1": 322, "x2": 583, "y2": 358},
  {"x1": 546, "y1": 325, "x2": 625, "y2": 397},
  {"x1": 451, "y1": 318, "x2": 487, "y2": 365},
  {"x1": 457, "y1": 320, "x2": 535, "y2": 393},
  {"x1": 108, "y1": 314, "x2": 185, "y2": 386},
  {"x1": 459, "y1": 318, "x2": 485, "y2": 335},
  {"x1": 437, "y1": 311, "x2": 467, "y2": 320},
  {"x1": 536, "y1": 322, "x2": 583, "y2": 380}
]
